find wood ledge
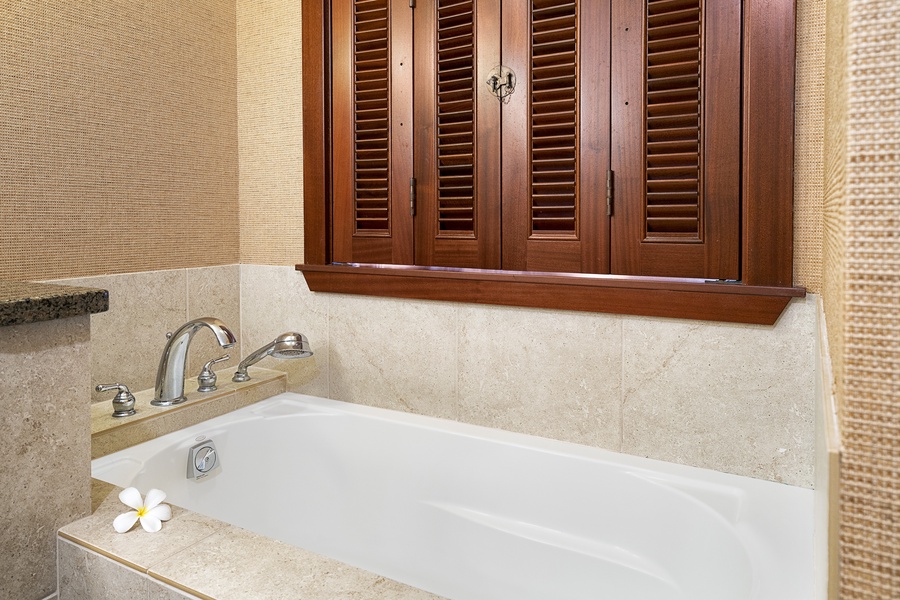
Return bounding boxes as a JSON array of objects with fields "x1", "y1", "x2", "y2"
[{"x1": 296, "y1": 263, "x2": 805, "y2": 325}]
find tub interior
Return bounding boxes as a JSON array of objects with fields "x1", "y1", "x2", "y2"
[{"x1": 92, "y1": 393, "x2": 814, "y2": 600}]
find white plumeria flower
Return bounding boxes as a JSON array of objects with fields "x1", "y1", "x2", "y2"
[{"x1": 113, "y1": 487, "x2": 172, "y2": 533}]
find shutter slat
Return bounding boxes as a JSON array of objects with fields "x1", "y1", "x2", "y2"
[
  {"x1": 436, "y1": 0, "x2": 476, "y2": 234},
  {"x1": 643, "y1": 0, "x2": 702, "y2": 240},
  {"x1": 352, "y1": 0, "x2": 391, "y2": 233},
  {"x1": 530, "y1": 0, "x2": 578, "y2": 235}
]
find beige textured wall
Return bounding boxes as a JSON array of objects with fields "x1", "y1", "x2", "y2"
[
  {"x1": 837, "y1": 1, "x2": 900, "y2": 597},
  {"x1": 794, "y1": 0, "x2": 826, "y2": 294},
  {"x1": 0, "y1": 1, "x2": 239, "y2": 282},
  {"x1": 824, "y1": 0, "x2": 849, "y2": 423},
  {"x1": 237, "y1": 0, "x2": 304, "y2": 265}
]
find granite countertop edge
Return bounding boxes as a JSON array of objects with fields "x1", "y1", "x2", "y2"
[{"x1": 0, "y1": 281, "x2": 110, "y2": 327}]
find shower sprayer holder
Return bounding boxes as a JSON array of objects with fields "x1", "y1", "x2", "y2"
[{"x1": 232, "y1": 331, "x2": 313, "y2": 383}]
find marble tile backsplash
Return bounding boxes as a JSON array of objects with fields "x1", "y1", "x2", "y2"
[
  {"x1": 66, "y1": 265, "x2": 816, "y2": 488},
  {"x1": 457, "y1": 305, "x2": 622, "y2": 449},
  {"x1": 52, "y1": 266, "x2": 241, "y2": 403},
  {"x1": 242, "y1": 265, "x2": 816, "y2": 488},
  {"x1": 621, "y1": 299, "x2": 817, "y2": 484}
]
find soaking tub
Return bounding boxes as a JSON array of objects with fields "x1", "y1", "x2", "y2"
[{"x1": 92, "y1": 392, "x2": 814, "y2": 600}]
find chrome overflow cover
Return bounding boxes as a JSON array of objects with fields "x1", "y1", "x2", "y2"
[{"x1": 187, "y1": 440, "x2": 220, "y2": 480}]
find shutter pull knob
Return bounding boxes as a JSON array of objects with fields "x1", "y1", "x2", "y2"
[{"x1": 486, "y1": 66, "x2": 516, "y2": 104}]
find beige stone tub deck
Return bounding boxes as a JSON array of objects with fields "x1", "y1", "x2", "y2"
[{"x1": 58, "y1": 480, "x2": 443, "y2": 600}]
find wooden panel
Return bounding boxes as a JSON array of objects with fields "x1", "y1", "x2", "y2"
[
  {"x1": 611, "y1": 0, "x2": 740, "y2": 279},
  {"x1": 302, "y1": 0, "x2": 328, "y2": 264},
  {"x1": 502, "y1": 0, "x2": 609, "y2": 273},
  {"x1": 298, "y1": 263, "x2": 805, "y2": 325},
  {"x1": 332, "y1": 0, "x2": 413, "y2": 264},
  {"x1": 742, "y1": 0, "x2": 795, "y2": 287},
  {"x1": 414, "y1": 0, "x2": 502, "y2": 268}
]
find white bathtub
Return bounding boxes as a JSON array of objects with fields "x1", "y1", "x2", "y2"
[{"x1": 92, "y1": 392, "x2": 814, "y2": 600}]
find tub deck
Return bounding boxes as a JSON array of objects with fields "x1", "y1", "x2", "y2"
[{"x1": 58, "y1": 479, "x2": 444, "y2": 599}]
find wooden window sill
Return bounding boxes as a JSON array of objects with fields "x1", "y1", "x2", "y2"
[{"x1": 296, "y1": 263, "x2": 805, "y2": 325}]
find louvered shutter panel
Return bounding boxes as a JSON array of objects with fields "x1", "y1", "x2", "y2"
[
  {"x1": 610, "y1": 0, "x2": 740, "y2": 278},
  {"x1": 333, "y1": 0, "x2": 414, "y2": 264},
  {"x1": 502, "y1": 0, "x2": 608, "y2": 273},
  {"x1": 414, "y1": 0, "x2": 502, "y2": 268},
  {"x1": 611, "y1": 0, "x2": 741, "y2": 279},
  {"x1": 645, "y1": 0, "x2": 701, "y2": 237}
]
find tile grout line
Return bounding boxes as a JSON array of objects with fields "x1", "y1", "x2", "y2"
[
  {"x1": 619, "y1": 316, "x2": 625, "y2": 452},
  {"x1": 455, "y1": 304, "x2": 460, "y2": 421}
]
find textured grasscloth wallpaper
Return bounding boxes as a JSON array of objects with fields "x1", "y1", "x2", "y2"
[
  {"x1": 838, "y1": 1, "x2": 900, "y2": 597},
  {"x1": 237, "y1": 0, "x2": 304, "y2": 266},
  {"x1": 794, "y1": 0, "x2": 826, "y2": 294},
  {"x1": 0, "y1": 1, "x2": 239, "y2": 281}
]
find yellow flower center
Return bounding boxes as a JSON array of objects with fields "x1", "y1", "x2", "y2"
[{"x1": 136, "y1": 506, "x2": 148, "y2": 518}]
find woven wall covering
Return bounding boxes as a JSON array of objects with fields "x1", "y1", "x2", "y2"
[
  {"x1": 0, "y1": 1, "x2": 239, "y2": 281},
  {"x1": 840, "y1": 0, "x2": 900, "y2": 597},
  {"x1": 237, "y1": 0, "x2": 304, "y2": 266},
  {"x1": 795, "y1": 0, "x2": 826, "y2": 294},
  {"x1": 824, "y1": 0, "x2": 850, "y2": 423}
]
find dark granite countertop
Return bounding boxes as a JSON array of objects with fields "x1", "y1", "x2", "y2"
[{"x1": 0, "y1": 281, "x2": 109, "y2": 327}]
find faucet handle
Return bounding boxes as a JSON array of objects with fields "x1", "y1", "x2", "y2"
[
  {"x1": 197, "y1": 354, "x2": 230, "y2": 393},
  {"x1": 96, "y1": 384, "x2": 137, "y2": 418}
]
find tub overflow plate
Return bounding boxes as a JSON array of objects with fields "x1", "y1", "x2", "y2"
[{"x1": 187, "y1": 440, "x2": 220, "y2": 479}]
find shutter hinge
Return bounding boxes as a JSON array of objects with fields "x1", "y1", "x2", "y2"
[
  {"x1": 409, "y1": 0, "x2": 415, "y2": 7},
  {"x1": 606, "y1": 169, "x2": 614, "y2": 216},
  {"x1": 410, "y1": 177, "x2": 417, "y2": 216}
]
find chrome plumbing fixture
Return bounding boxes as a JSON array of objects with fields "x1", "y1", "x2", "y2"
[
  {"x1": 153, "y1": 317, "x2": 236, "y2": 407},
  {"x1": 232, "y1": 331, "x2": 313, "y2": 383},
  {"x1": 197, "y1": 354, "x2": 230, "y2": 393},
  {"x1": 187, "y1": 439, "x2": 220, "y2": 480},
  {"x1": 95, "y1": 383, "x2": 137, "y2": 418}
]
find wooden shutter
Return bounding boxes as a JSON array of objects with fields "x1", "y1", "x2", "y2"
[
  {"x1": 502, "y1": 0, "x2": 609, "y2": 273},
  {"x1": 610, "y1": 0, "x2": 740, "y2": 279},
  {"x1": 333, "y1": 0, "x2": 414, "y2": 264},
  {"x1": 414, "y1": 0, "x2": 502, "y2": 268}
]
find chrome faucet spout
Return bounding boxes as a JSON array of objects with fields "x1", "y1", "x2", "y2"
[{"x1": 153, "y1": 317, "x2": 236, "y2": 406}]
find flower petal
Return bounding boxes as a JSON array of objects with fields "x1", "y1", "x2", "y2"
[
  {"x1": 147, "y1": 503, "x2": 172, "y2": 522},
  {"x1": 144, "y1": 488, "x2": 167, "y2": 510},
  {"x1": 118, "y1": 487, "x2": 144, "y2": 510},
  {"x1": 113, "y1": 511, "x2": 139, "y2": 533},
  {"x1": 139, "y1": 514, "x2": 162, "y2": 533}
]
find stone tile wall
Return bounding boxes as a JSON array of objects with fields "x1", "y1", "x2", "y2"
[
  {"x1": 53, "y1": 266, "x2": 241, "y2": 404},
  {"x1": 241, "y1": 265, "x2": 817, "y2": 487},
  {"x1": 0, "y1": 316, "x2": 92, "y2": 600},
  {"x1": 66, "y1": 264, "x2": 816, "y2": 488}
]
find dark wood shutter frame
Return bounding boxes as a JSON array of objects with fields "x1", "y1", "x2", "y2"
[{"x1": 304, "y1": 0, "x2": 802, "y2": 325}]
